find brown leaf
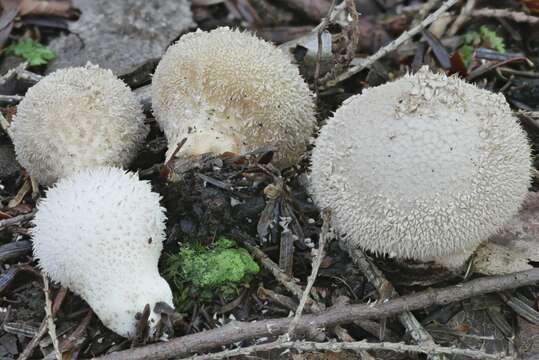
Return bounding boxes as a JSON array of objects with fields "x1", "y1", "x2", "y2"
[
  {"x1": 0, "y1": 0, "x2": 21, "y2": 48},
  {"x1": 473, "y1": 192, "x2": 539, "y2": 275},
  {"x1": 20, "y1": 0, "x2": 78, "y2": 18}
]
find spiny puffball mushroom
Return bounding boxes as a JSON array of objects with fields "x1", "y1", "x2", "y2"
[
  {"x1": 309, "y1": 67, "x2": 531, "y2": 267},
  {"x1": 12, "y1": 64, "x2": 147, "y2": 186},
  {"x1": 152, "y1": 27, "x2": 316, "y2": 168},
  {"x1": 32, "y1": 167, "x2": 173, "y2": 337}
]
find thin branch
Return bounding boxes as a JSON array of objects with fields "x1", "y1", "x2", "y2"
[
  {"x1": 347, "y1": 248, "x2": 441, "y2": 360},
  {"x1": 18, "y1": 287, "x2": 67, "y2": 360},
  {"x1": 95, "y1": 268, "x2": 539, "y2": 360},
  {"x1": 447, "y1": 0, "x2": 476, "y2": 36},
  {"x1": 0, "y1": 210, "x2": 36, "y2": 230},
  {"x1": 0, "y1": 111, "x2": 13, "y2": 139},
  {"x1": 323, "y1": 0, "x2": 459, "y2": 88},
  {"x1": 314, "y1": 0, "x2": 337, "y2": 97},
  {"x1": 472, "y1": 8, "x2": 539, "y2": 24},
  {"x1": 184, "y1": 339, "x2": 515, "y2": 360},
  {"x1": 239, "y1": 234, "x2": 322, "y2": 312},
  {"x1": 42, "y1": 274, "x2": 61, "y2": 359},
  {"x1": 287, "y1": 209, "x2": 331, "y2": 336}
]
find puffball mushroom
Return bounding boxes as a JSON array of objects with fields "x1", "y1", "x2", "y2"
[
  {"x1": 12, "y1": 64, "x2": 147, "y2": 186},
  {"x1": 152, "y1": 27, "x2": 316, "y2": 168},
  {"x1": 309, "y1": 67, "x2": 531, "y2": 268},
  {"x1": 32, "y1": 167, "x2": 173, "y2": 337}
]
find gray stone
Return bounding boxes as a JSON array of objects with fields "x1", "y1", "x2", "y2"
[{"x1": 47, "y1": 0, "x2": 194, "y2": 76}]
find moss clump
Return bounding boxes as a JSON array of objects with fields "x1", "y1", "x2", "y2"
[
  {"x1": 5, "y1": 39, "x2": 56, "y2": 66},
  {"x1": 164, "y1": 238, "x2": 260, "y2": 311},
  {"x1": 458, "y1": 26, "x2": 506, "y2": 67}
]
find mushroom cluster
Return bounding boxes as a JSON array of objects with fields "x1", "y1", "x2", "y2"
[
  {"x1": 33, "y1": 167, "x2": 173, "y2": 337},
  {"x1": 309, "y1": 67, "x2": 531, "y2": 268},
  {"x1": 12, "y1": 64, "x2": 147, "y2": 186},
  {"x1": 152, "y1": 27, "x2": 316, "y2": 168}
]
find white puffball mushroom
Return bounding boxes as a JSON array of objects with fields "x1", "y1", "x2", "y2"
[
  {"x1": 152, "y1": 27, "x2": 316, "y2": 168},
  {"x1": 32, "y1": 167, "x2": 173, "y2": 337},
  {"x1": 12, "y1": 64, "x2": 147, "y2": 186},
  {"x1": 310, "y1": 67, "x2": 531, "y2": 268}
]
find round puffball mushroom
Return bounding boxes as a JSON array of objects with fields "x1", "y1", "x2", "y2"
[
  {"x1": 12, "y1": 64, "x2": 147, "y2": 186},
  {"x1": 152, "y1": 27, "x2": 316, "y2": 168},
  {"x1": 32, "y1": 167, "x2": 173, "y2": 337},
  {"x1": 309, "y1": 67, "x2": 531, "y2": 267}
]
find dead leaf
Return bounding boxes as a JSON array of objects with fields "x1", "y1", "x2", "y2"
[
  {"x1": 473, "y1": 192, "x2": 539, "y2": 275},
  {"x1": 0, "y1": 0, "x2": 21, "y2": 48},
  {"x1": 20, "y1": 0, "x2": 78, "y2": 18}
]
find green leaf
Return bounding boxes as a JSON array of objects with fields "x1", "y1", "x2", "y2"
[{"x1": 5, "y1": 38, "x2": 56, "y2": 66}]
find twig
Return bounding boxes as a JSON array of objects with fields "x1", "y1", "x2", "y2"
[
  {"x1": 472, "y1": 8, "x2": 539, "y2": 24},
  {"x1": 95, "y1": 268, "x2": 539, "y2": 360},
  {"x1": 0, "y1": 94, "x2": 23, "y2": 106},
  {"x1": 238, "y1": 234, "x2": 322, "y2": 313},
  {"x1": 447, "y1": 0, "x2": 476, "y2": 36},
  {"x1": 0, "y1": 111, "x2": 13, "y2": 139},
  {"x1": 184, "y1": 339, "x2": 515, "y2": 360},
  {"x1": 416, "y1": 0, "x2": 442, "y2": 23},
  {"x1": 18, "y1": 288, "x2": 67, "y2": 360},
  {"x1": 347, "y1": 247, "x2": 442, "y2": 360},
  {"x1": 0, "y1": 210, "x2": 36, "y2": 230},
  {"x1": 323, "y1": 0, "x2": 459, "y2": 88},
  {"x1": 42, "y1": 274, "x2": 61, "y2": 360},
  {"x1": 287, "y1": 209, "x2": 331, "y2": 336},
  {"x1": 314, "y1": 0, "x2": 337, "y2": 97}
]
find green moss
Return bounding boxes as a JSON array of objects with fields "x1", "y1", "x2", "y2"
[
  {"x1": 458, "y1": 26, "x2": 506, "y2": 67},
  {"x1": 479, "y1": 26, "x2": 506, "y2": 53},
  {"x1": 163, "y1": 237, "x2": 260, "y2": 311},
  {"x1": 5, "y1": 39, "x2": 56, "y2": 66}
]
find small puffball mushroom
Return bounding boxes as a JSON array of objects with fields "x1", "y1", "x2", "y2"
[
  {"x1": 32, "y1": 167, "x2": 173, "y2": 337},
  {"x1": 309, "y1": 67, "x2": 531, "y2": 268},
  {"x1": 152, "y1": 27, "x2": 316, "y2": 168},
  {"x1": 12, "y1": 64, "x2": 147, "y2": 186}
]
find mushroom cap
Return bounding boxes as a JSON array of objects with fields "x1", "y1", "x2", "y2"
[
  {"x1": 32, "y1": 167, "x2": 173, "y2": 337},
  {"x1": 12, "y1": 64, "x2": 147, "y2": 186},
  {"x1": 152, "y1": 27, "x2": 316, "y2": 168},
  {"x1": 309, "y1": 67, "x2": 531, "y2": 261}
]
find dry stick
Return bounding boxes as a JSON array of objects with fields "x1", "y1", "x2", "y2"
[
  {"x1": 0, "y1": 111, "x2": 13, "y2": 139},
  {"x1": 184, "y1": 339, "x2": 515, "y2": 360},
  {"x1": 0, "y1": 210, "x2": 36, "y2": 230},
  {"x1": 95, "y1": 268, "x2": 539, "y2": 360},
  {"x1": 472, "y1": 8, "x2": 539, "y2": 24},
  {"x1": 287, "y1": 209, "x2": 331, "y2": 336},
  {"x1": 42, "y1": 274, "x2": 61, "y2": 360},
  {"x1": 241, "y1": 239, "x2": 322, "y2": 312},
  {"x1": 313, "y1": 0, "x2": 337, "y2": 97},
  {"x1": 323, "y1": 0, "x2": 459, "y2": 88},
  {"x1": 447, "y1": 0, "x2": 476, "y2": 36},
  {"x1": 244, "y1": 229, "x2": 354, "y2": 345},
  {"x1": 348, "y1": 248, "x2": 441, "y2": 360},
  {"x1": 18, "y1": 288, "x2": 67, "y2": 360},
  {"x1": 416, "y1": 0, "x2": 442, "y2": 24}
]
